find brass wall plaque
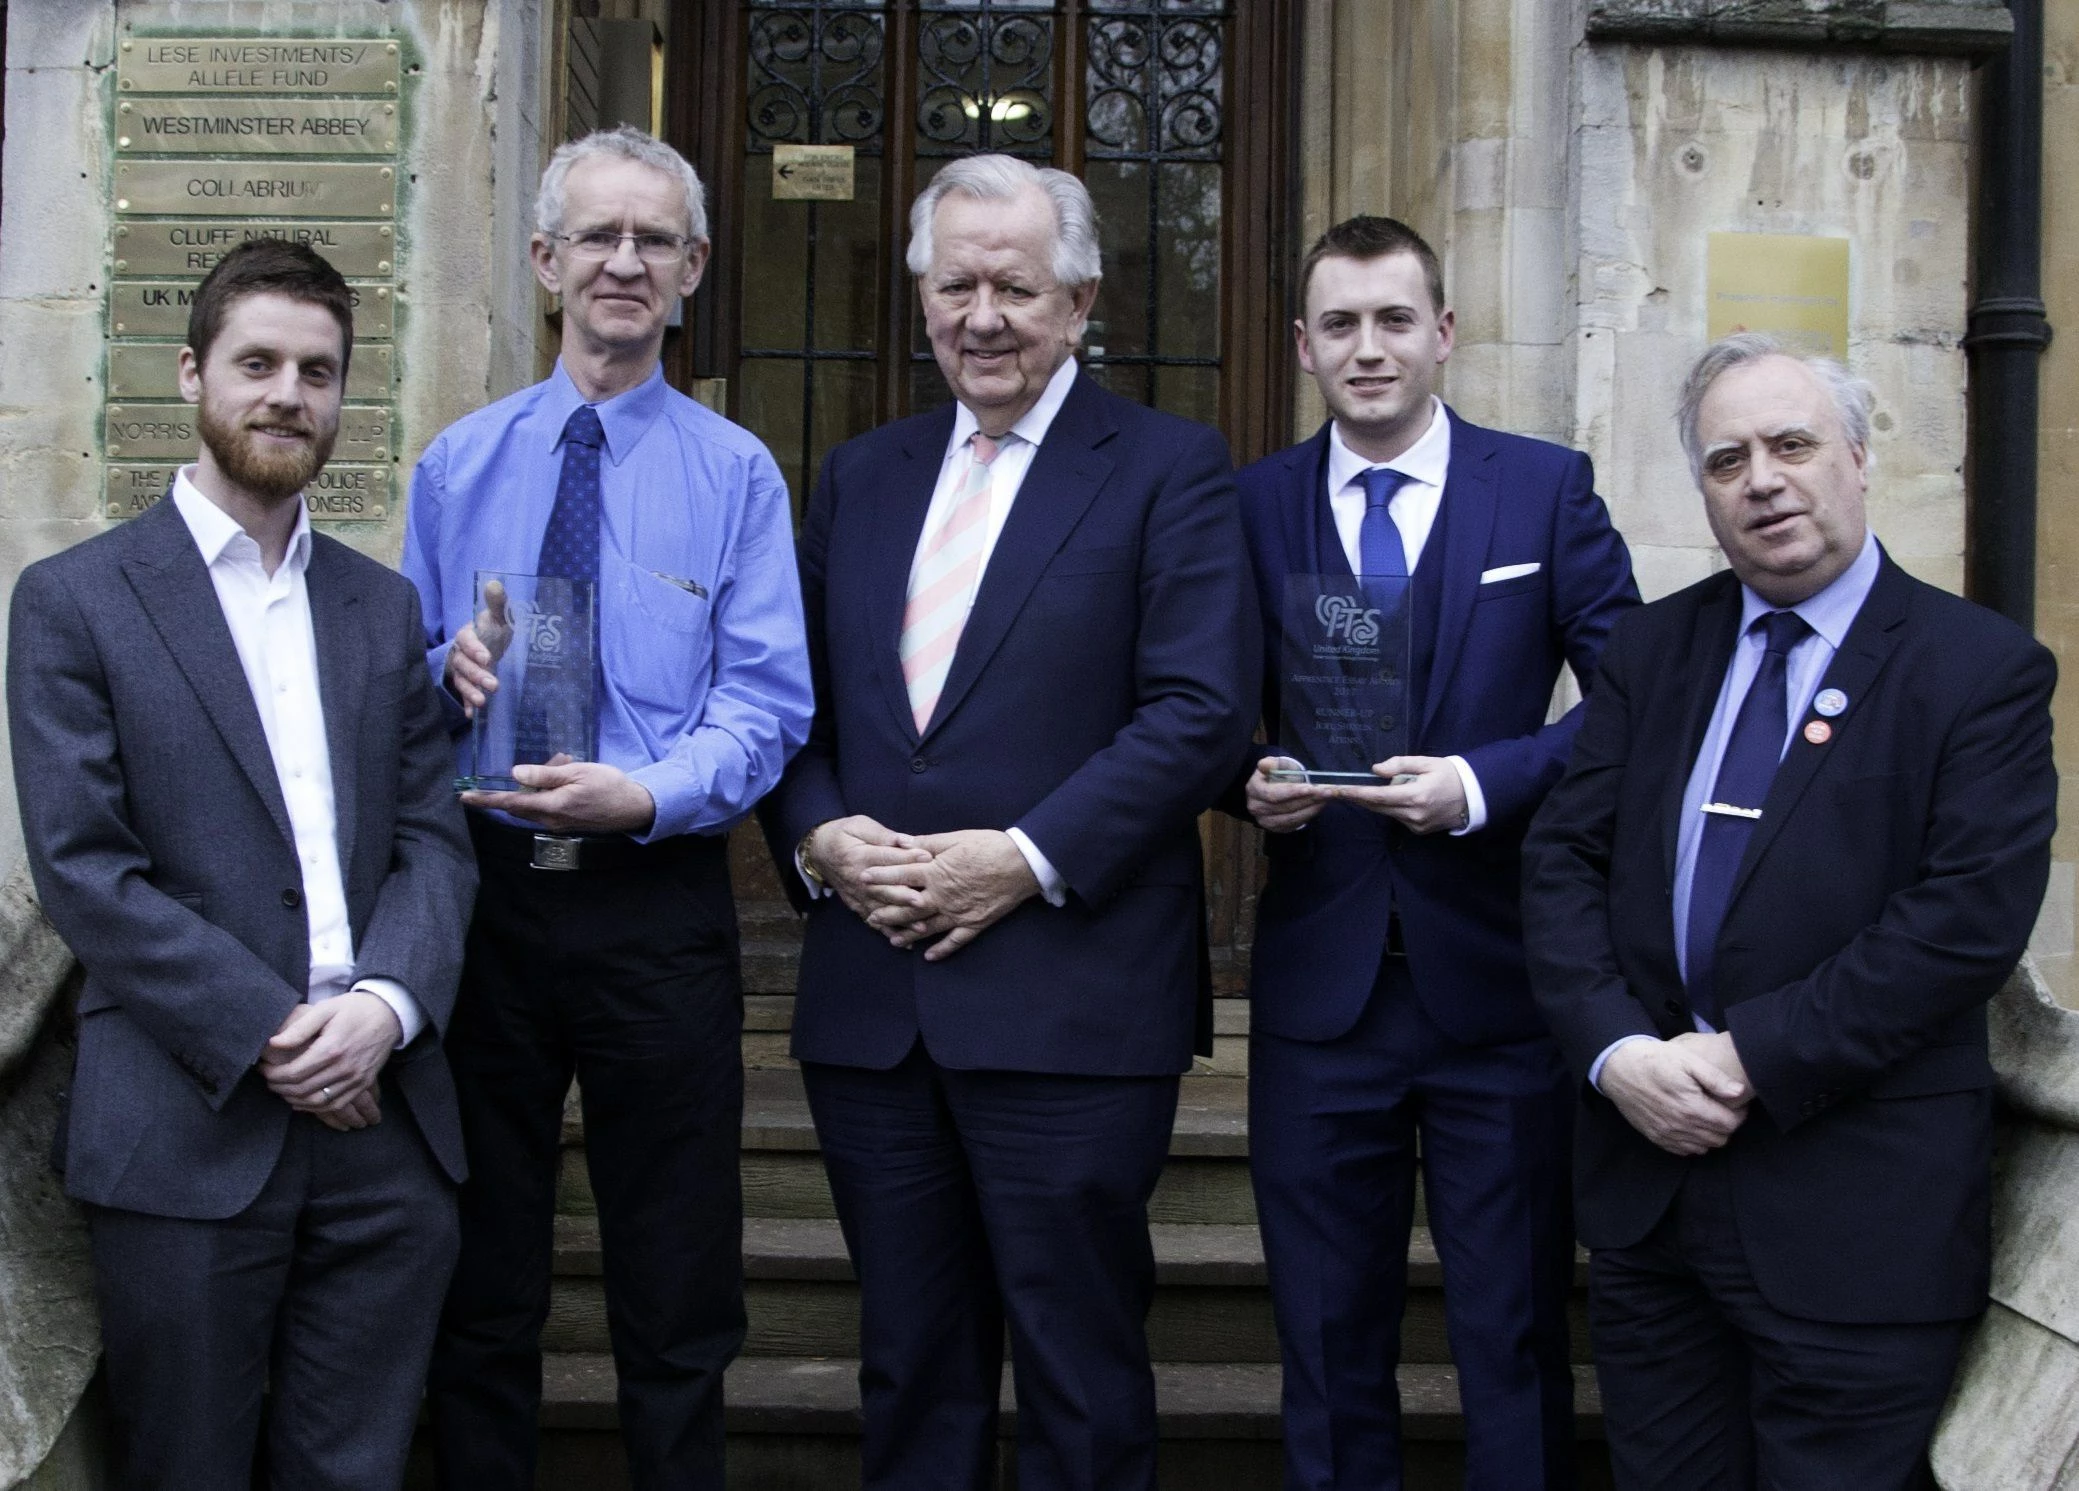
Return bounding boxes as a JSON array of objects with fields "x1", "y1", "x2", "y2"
[
  {"x1": 117, "y1": 99, "x2": 399, "y2": 156},
  {"x1": 1707, "y1": 233, "x2": 1851, "y2": 361},
  {"x1": 117, "y1": 38, "x2": 401, "y2": 97},
  {"x1": 106, "y1": 463, "x2": 389, "y2": 521},
  {"x1": 114, "y1": 221, "x2": 395, "y2": 278},
  {"x1": 772, "y1": 144, "x2": 856, "y2": 202},
  {"x1": 109, "y1": 342, "x2": 392, "y2": 401},
  {"x1": 115, "y1": 161, "x2": 394, "y2": 219},
  {"x1": 106, "y1": 404, "x2": 392, "y2": 463},
  {"x1": 111, "y1": 281, "x2": 392, "y2": 339}
]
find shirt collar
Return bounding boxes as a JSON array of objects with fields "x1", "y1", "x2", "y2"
[
  {"x1": 1738, "y1": 528, "x2": 1881, "y2": 650},
  {"x1": 1325, "y1": 397, "x2": 1451, "y2": 497},
  {"x1": 948, "y1": 355, "x2": 1081, "y2": 460},
  {"x1": 171, "y1": 465, "x2": 312, "y2": 574},
  {"x1": 544, "y1": 359, "x2": 669, "y2": 466}
]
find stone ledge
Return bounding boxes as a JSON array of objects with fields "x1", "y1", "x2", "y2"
[{"x1": 1585, "y1": 0, "x2": 2013, "y2": 56}]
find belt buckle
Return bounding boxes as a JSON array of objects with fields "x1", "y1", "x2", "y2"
[{"x1": 531, "y1": 834, "x2": 582, "y2": 871}]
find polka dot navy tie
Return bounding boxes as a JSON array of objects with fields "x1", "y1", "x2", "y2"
[{"x1": 538, "y1": 404, "x2": 605, "y2": 582}]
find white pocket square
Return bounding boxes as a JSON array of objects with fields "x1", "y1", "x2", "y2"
[{"x1": 1479, "y1": 562, "x2": 1541, "y2": 584}]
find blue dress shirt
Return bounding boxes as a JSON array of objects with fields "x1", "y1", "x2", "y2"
[
  {"x1": 402, "y1": 361, "x2": 814, "y2": 841},
  {"x1": 1589, "y1": 530, "x2": 1882, "y2": 1088}
]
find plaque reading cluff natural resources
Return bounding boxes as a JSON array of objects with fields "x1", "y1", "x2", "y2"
[{"x1": 105, "y1": 33, "x2": 404, "y2": 524}]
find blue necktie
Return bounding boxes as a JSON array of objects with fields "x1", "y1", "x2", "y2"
[
  {"x1": 513, "y1": 405, "x2": 605, "y2": 768},
  {"x1": 1357, "y1": 467, "x2": 1411, "y2": 609},
  {"x1": 1684, "y1": 609, "x2": 1811, "y2": 1024}
]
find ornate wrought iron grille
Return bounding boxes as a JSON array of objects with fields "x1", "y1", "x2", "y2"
[
  {"x1": 916, "y1": 2, "x2": 1056, "y2": 159},
  {"x1": 740, "y1": 2, "x2": 889, "y2": 503}
]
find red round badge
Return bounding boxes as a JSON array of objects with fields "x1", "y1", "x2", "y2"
[{"x1": 1804, "y1": 719, "x2": 1833, "y2": 745}]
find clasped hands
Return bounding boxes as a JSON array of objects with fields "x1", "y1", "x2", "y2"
[
  {"x1": 1599, "y1": 1031, "x2": 1753, "y2": 1156},
  {"x1": 1247, "y1": 754, "x2": 1468, "y2": 836},
  {"x1": 805, "y1": 816, "x2": 1040, "y2": 962},
  {"x1": 257, "y1": 992, "x2": 401, "y2": 1133}
]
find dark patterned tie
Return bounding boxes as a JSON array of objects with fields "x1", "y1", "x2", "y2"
[
  {"x1": 513, "y1": 405, "x2": 605, "y2": 768},
  {"x1": 1684, "y1": 609, "x2": 1811, "y2": 1024}
]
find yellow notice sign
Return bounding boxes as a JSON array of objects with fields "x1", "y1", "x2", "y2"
[
  {"x1": 1707, "y1": 233, "x2": 1850, "y2": 360},
  {"x1": 773, "y1": 145, "x2": 855, "y2": 202}
]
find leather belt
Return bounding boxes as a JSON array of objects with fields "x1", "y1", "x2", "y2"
[{"x1": 466, "y1": 812, "x2": 719, "y2": 874}]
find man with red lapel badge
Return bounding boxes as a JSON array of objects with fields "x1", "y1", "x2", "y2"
[
  {"x1": 1234, "y1": 214, "x2": 1638, "y2": 1490},
  {"x1": 1523, "y1": 334, "x2": 2057, "y2": 1488}
]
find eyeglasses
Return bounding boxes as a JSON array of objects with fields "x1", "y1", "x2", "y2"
[{"x1": 549, "y1": 229, "x2": 695, "y2": 264}]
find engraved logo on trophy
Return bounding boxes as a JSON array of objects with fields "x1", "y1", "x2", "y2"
[
  {"x1": 455, "y1": 571, "x2": 597, "y2": 793},
  {"x1": 1272, "y1": 574, "x2": 1413, "y2": 785}
]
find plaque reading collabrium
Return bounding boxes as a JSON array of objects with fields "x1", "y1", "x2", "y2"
[
  {"x1": 115, "y1": 160, "x2": 395, "y2": 218},
  {"x1": 117, "y1": 39, "x2": 401, "y2": 97},
  {"x1": 114, "y1": 221, "x2": 395, "y2": 278},
  {"x1": 117, "y1": 99, "x2": 399, "y2": 156}
]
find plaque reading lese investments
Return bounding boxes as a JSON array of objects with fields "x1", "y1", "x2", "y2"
[
  {"x1": 458, "y1": 573, "x2": 599, "y2": 794},
  {"x1": 1273, "y1": 574, "x2": 1413, "y2": 785}
]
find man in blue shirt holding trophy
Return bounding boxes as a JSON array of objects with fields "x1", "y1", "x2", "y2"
[{"x1": 401, "y1": 126, "x2": 812, "y2": 1491}]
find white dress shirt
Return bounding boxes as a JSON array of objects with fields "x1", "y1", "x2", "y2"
[
  {"x1": 1323, "y1": 400, "x2": 1487, "y2": 833},
  {"x1": 172, "y1": 471, "x2": 422, "y2": 1044}
]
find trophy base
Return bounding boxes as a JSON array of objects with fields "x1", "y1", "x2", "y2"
[
  {"x1": 1266, "y1": 769, "x2": 1420, "y2": 786},
  {"x1": 454, "y1": 772, "x2": 533, "y2": 793}
]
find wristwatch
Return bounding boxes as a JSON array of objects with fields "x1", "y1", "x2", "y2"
[{"x1": 797, "y1": 827, "x2": 827, "y2": 891}]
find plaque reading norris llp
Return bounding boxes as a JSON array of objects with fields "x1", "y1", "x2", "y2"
[
  {"x1": 117, "y1": 38, "x2": 401, "y2": 97},
  {"x1": 116, "y1": 99, "x2": 399, "y2": 156},
  {"x1": 106, "y1": 404, "x2": 392, "y2": 464},
  {"x1": 114, "y1": 221, "x2": 394, "y2": 277},
  {"x1": 457, "y1": 574, "x2": 600, "y2": 794},
  {"x1": 1270, "y1": 574, "x2": 1414, "y2": 785}
]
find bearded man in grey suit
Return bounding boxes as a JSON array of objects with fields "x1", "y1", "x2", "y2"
[{"x1": 7, "y1": 239, "x2": 476, "y2": 1489}]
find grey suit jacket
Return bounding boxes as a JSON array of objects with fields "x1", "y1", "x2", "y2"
[{"x1": 7, "y1": 495, "x2": 476, "y2": 1219}]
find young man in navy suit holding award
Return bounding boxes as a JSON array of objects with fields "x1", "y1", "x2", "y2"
[{"x1": 1235, "y1": 216, "x2": 1638, "y2": 1490}]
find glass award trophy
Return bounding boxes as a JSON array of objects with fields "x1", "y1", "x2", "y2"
[
  {"x1": 1269, "y1": 573, "x2": 1413, "y2": 785},
  {"x1": 455, "y1": 571, "x2": 597, "y2": 793}
]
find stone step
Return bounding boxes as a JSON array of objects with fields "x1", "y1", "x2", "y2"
[
  {"x1": 544, "y1": 1216, "x2": 1592, "y2": 1366},
  {"x1": 558, "y1": 1067, "x2": 1266, "y2": 1227},
  {"x1": 404, "y1": 1353, "x2": 1609, "y2": 1490}
]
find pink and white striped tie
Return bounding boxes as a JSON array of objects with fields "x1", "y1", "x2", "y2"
[{"x1": 900, "y1": 431, "x2": 1002, "y2": 733}]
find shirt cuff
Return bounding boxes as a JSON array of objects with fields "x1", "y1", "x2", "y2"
[
  {"x1": 1589, "y1": 1033, "x2": 1659, "y2": 1092},
  {"x1": 1007, "y1": 827, "x2": 1067, "y2": 907},
  {"x1": 349, "y1": 977, "x2": 424, "y2": 1048},
  {"x1": 1445, "y1": 755, "x2": 1487, "y2": 835}
]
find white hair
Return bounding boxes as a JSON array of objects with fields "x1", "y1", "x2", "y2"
[
  {"x1": 535, "y1": 125, "x2": 709, "y2": 244},
  {"x1": 905, "y1": 153, "x2": 1102, "y2": 289},
  {"x1": 1678, "y1": 332, "x2": 1875, "y2": 482}
]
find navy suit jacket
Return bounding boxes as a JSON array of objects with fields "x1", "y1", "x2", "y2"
[
  {"x1": 8, "y1": 496, "x2": 477, "y2": 1219},
  {"x1": 1523, "y1": 554, "x2": 2057, "y2": 1324},
  {"x1": 763, "y1": 371, "x2": 1261, "y2": 1077},
  {"x1": 1236, "y1": 412, "x2": 1637, "y2": 1046}
]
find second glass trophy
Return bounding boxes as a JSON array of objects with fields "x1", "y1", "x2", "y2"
[
  {"x1": 1270, "y1": 573, "x2": 1413, "y2": 785},
  {"x1": 455, "y1": 570, "x2": 598, "y2": 793}
]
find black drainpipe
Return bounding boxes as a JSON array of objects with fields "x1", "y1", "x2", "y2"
[{"x1": 1965, "y1": 0, "x2": 2053, "y2": 627}]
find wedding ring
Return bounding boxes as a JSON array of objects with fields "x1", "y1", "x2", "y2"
[{"x1": 321, "y1": 1085, "x2": 334, "y2": 1101}]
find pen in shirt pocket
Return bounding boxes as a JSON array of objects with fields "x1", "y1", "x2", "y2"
[{"x1": 652, "y1": 571, "x2": 709, "y2": 599}]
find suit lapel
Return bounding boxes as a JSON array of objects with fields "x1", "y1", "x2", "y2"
[
  {"x1": 1723, "y1": 554, "x2": 1910, "y2": 911},
  {"x1": 1661, "y1": 575, "x2": 1745, "y2": 881},
  {"x1": 869, "y1": 406, "x2": 957, "y2": 745},
  {"x1": 306, "y1": 537, "x2": 365, "y2": 879},
  {"x1": 1284, "y1": 426, "x2": 1344, "y2": 581},
  {"x1": 921, "y1": 377, "x2": 1116, "y2": 741},
  {"x1": 122, "y1": 499, "x2": 295, "y2": 847},
  {"x1": 1420, "y1": 413, "x2": 1500, "y2": 737}
]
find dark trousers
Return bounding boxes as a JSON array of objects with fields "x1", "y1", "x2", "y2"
[
  {"x1": 1591, "y1": 1155, "x2": 1971, "y2": 1491},
  {"x1": 89, "y1": 1094, "x2": 458, "y2": 1491},
  {"x1": 427, "y1": 820, "x2": 746, "y2": 1491},
  {"x1": 801, "y1": 1044, "x2": 1181, "y2": 1491},
  {"x1": 1250, "y1": 958, "x2": 1578, "y2": 1491}
]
